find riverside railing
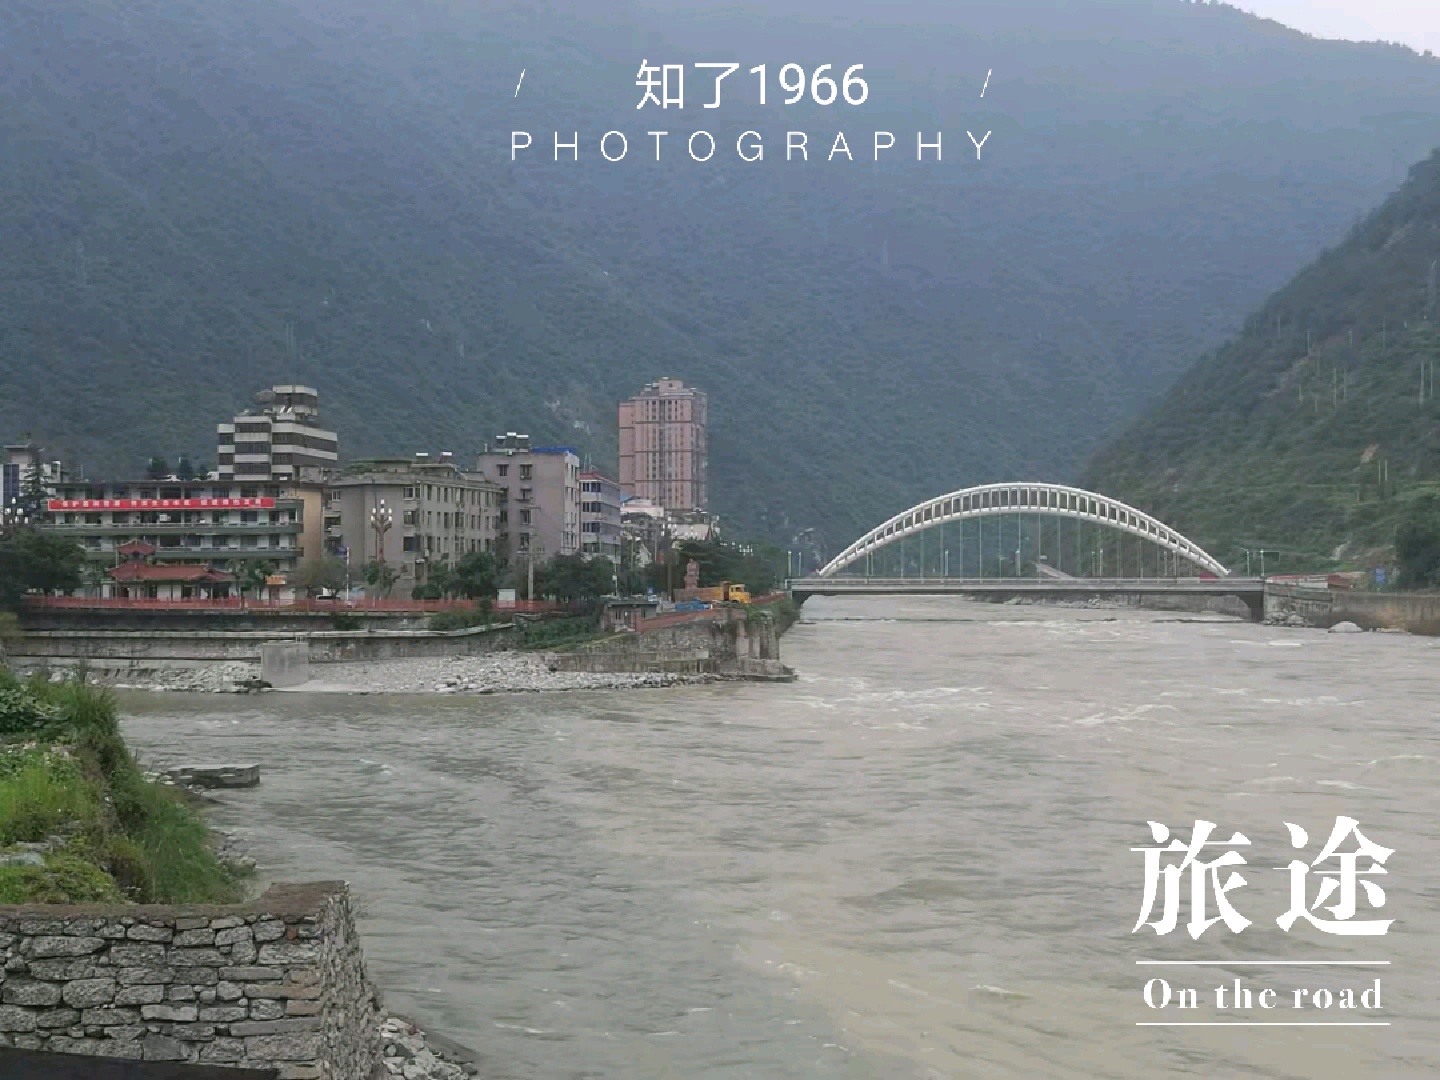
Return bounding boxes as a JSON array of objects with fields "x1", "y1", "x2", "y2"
[{"x1": 21, "y1": 595, "x2": 565, "y2": 614}]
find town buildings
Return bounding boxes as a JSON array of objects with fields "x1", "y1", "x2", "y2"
[
  {"x1": 43, "y1": 477, "x2": 309, "y2": 594},
  {"x1": 579, "y1": 471, "x2": 622, "y2": 563},
  {"x1": 472, "y1": 433, "x2": 581, "y2": 563},
  {"x1": 324, "y1": 454, "x2": 503, "y2": 597},
  {"x1": 618, "y1": 378, "x2": 708, "y2": 511},
  {"x1": 217, "y1": 385, "x2": 338, "y2": 483},
  {"x1": 19, "y1": 375, "x2": 721, "y2": 600}
]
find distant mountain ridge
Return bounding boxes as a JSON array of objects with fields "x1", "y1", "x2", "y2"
[
  {"x1": 1, "y1": 0, "x2": 1439, "y2": 550},
  {"x1": 1086, "y1": 149, "x2": 1440, "y2": 569}
]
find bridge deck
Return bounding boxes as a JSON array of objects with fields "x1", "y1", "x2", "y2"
[{"x1": 787, "y1": 577, "x2": 1264, "y2": 597}]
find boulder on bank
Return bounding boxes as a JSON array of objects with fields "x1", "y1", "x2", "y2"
[
  {"x1": 380, "y1": 1016, "x2": 479, "y2": 1078},
  {"x1": 1328, "y1": 620, "x2": 1364, "y2": 634}
]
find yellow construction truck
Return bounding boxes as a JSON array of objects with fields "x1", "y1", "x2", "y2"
[{"x1": 683, "y1": 581, "x2": 752, "y2": 604}]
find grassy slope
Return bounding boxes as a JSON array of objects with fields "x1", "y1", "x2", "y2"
[
  {"x1": 0, "y1": 672, "x2": 245, "y2": 905},
  {"x1": 1086, "y1": 150, "x2": 1440, "y2": 572}
]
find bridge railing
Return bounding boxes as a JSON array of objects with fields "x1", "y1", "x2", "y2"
[{"x1": 787, "y1": 576, "x2": 1259, "y2": 588}]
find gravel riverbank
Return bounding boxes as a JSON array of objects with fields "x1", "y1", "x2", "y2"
[{"x1": 107, "y1": 652, "x2": 713, "y2": 694}]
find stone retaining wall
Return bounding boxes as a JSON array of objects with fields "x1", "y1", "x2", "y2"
[
  {"x1": 0, "y1": 882, "x2": 380, "y2": 1080},
  {"x1": 1266, "y1": 584, "x2": 1440, "y2": 634},
  {"x1": 547, "y1": 610, "x2": 794, "y2": 680}
]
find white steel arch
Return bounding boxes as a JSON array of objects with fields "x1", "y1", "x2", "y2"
[{"x1": 816, "y1": 482, "x2": 1229, "y2": 578}]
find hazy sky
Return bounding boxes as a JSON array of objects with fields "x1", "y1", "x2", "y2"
[{"x1": 1244, "y1": 1, "x2": 1440, "y2": 54}]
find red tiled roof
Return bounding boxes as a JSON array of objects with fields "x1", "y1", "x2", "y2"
[
  {"x1": 116, "y1": 541, "x2": 158, "y2": 556},
  {"x1": 107, "y1": 564, "x2": 234, "y2": 583}
]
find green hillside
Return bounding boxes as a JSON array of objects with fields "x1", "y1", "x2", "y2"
[
  {"x1": 2, "y1": 0, "x2": 1440, "y2": 552},
  {"x1": 1086, "y1": 150, "x2": 1440, "y2": 573}
]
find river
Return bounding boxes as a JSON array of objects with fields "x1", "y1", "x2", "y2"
[{"x1": 118, "y1": 598, "x2": 1440, "y2": 1079}]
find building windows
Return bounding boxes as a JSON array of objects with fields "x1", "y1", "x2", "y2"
[
  {"x1": 496, "y1": 464, "x2": 508, "y2": 477},
  {"x1": 519, "y1": 464, "x2": 532, "y2": 481},
  {"x1": 403, "y1": 510, "x2": 417, "y2": 526},
  {"x1": 519, "y1": 510, "x2": 531, "y2": 526}
]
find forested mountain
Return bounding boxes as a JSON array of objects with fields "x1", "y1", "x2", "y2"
[
  {"x1": 1087, "y1": 150, "x2": 1440, "y2": 571},
  {"x1": 2, "y1": 0, "x2": 1438, "y2": 551}
]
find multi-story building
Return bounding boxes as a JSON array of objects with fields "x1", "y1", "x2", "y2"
[
  {"x1": 42, "y1": 478, "x2": 311, "y2": 593},
  {"x1": 620, "y1": 496, "x2": 669, "y2": 570},
  {"x1": 3, "y1": 441, "x2": 67, "y2": 513},
  {"x1": 325, "y1": 453, "x2": 503, "y2": 596},
  {"x1": 579, "y1": 471, "x2": 622, "y2": 563},
  {"x1": 618, "y1": 378, "x2": 708, "y2": 511},
  {"x1": 217, "y1": 385, "x2": 338, "y2": 483},
  {"x1": 471, "y1": 434, "x2": 581, "y2": 563}
]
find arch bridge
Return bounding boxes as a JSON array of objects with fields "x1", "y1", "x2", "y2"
[{"x1": 788, "y1": 483, "x2": 1265, "y2": 620}]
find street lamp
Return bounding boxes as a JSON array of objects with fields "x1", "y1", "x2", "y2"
[{"x1": 369, "y1": 499, "x2": 393, "y2": 563}]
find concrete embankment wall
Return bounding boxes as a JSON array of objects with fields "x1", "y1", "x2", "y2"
[
  {"x1": 9, "y1": 623, "x2": 517, "y2": 670},
  {"x1": 547, "y1": 610, "x2": 795, "y2": 680},
  {"x1": 1266, "y1": 585, "x2": 1440, "y2": 634},
  {"x1": 0, "y1": 882, "x2": 380, "y2": 1080},
  {"x1": 20, "y1": 609, "x2": 430, "y2": 633},
  {"x1": 1113, "y1": 593, "x2": 1255, "y2": 619}
]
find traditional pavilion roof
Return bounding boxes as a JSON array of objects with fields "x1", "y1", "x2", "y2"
[{"x1": 107, "y1": 563, "x2": 234, "y2": 583}]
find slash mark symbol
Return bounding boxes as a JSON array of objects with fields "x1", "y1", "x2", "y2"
[
  {"x1": 515, "y1": 70, "x2": 526, "y2": 97},
  {"x1": 981, "y1": 69, "x2": 991, "y2": 98}
]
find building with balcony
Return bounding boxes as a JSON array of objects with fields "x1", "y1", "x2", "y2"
[
  {"x1": 579, "y1": 471, "x2": 622, "y2": 563},
  {"x1": 618, "y1": 378, "x2": 708, "y2": 511},
  {"x1": 217, "y1": 385, "x2": 338, "y2": 483},
  {"x1": 325, "y1": 454, "x2": 503, "y2": 596},
  {"x1": 471, "y1": 434, "x2": 581, "y2": 563},
  {"x1": 43, "y1": 479, "x2": 311, "y2": 593}
]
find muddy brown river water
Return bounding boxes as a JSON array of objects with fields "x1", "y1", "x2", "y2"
[{"x1": 119, "y1": 598, "x2": 1440, "y2": 1079}]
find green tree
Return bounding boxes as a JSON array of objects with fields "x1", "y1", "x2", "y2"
[
  {"x1": 0, "y1": 529, "x2": 85, "y2": 609},
  {"x1": 16, "y1": 461, "x2": 48, "y2": 518},
  {"x1": 237, "y1": 559, "x2": 275, "y2": 600},
  {"x1": 672, "y1": 539, "x2": 781, "y2": 595},
  {"x1": 175, "y1": 456, "x2": 195, "y2": 481},
  {"x1": 363, "y1": 560, "x2": 398, "y2": 598},
  {"x1": 290, "y1": 557, "x2": 347, "y2": 595},
  {"x1": 536, "y1": 553, "x2": 614, "y2": 604},
  {"x1": 411, "y1": 559, "x2": 453, "y2": 600},
  {"x1": 1394, "y1": 497, "x2": 1440, "y2": 588},
  {"x1": 145, "y1": 456, "x2": 169, "y2": 481},
  {"x1": 451, "y1": 550, "x2": 499, "y2": 600}
]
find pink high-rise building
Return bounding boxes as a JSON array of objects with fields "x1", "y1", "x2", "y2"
[{"x1": 618, "y1": 378, "x2": 708, "y2": 511}]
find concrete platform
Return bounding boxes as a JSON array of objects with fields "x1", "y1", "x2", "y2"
[{"x1": 158, "y1": 764, "x2": 261, "y2": 789}]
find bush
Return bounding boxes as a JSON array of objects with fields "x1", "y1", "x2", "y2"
[
  {"x1": 0, "y1": 687, "x2": 60, "y2": 737},
  {"x1": 517, "y1": 614, "x2": 604, "y2": 650},
  {"x1": 0, "y1": 854, "x2": 122, "y2": 904},
  {"x1": 0, "y1": 752, "x2": 96, "y2": 845},
  {"x1": 0, "y1": 674, "x2": 241, "y2": 904},
  {"x1": 428, "y1": 602, "x2": 493, "y2": 632}
]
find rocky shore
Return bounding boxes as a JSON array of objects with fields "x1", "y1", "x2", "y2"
[
  {"x1": 379, "y1": 1016, "x2": 480, "y2": 1079},
  {"x1": 105, "y1": 652, "x2": 713, "y2": 695}
]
